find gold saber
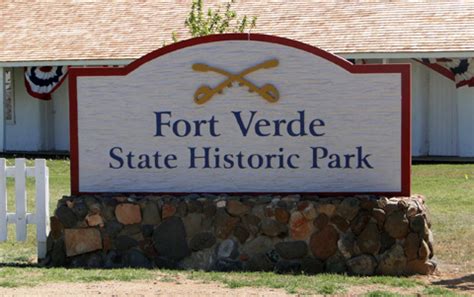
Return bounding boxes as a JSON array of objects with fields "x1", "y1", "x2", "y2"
[{"x1": 192, "y1": 59, "x2": 279, "y2": 105}]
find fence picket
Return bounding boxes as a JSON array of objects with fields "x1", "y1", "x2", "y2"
[
  {"x1": 0, "y1": 158, "x2": 49, "y2": 258},
  {"x1": 35, "y1": 159, "x2": 49, "y2": 258},
  {"x1": 15, "y1": 158, "x2": 27, "y2": 241},
  {"x1": 0, "y1": 159, "x2": 7, "y2": 242}
]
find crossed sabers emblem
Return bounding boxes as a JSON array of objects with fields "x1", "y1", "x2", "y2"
[{"x1": 192, "y1": 59, "x2": 279, "y2": 105}]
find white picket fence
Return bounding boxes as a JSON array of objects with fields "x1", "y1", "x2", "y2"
[{"x1": 0, "y1": 158, "x2": 50, "y2": 259}]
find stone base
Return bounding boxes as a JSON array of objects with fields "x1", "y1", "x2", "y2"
[{"x1": 45, "y1": 194, "x2": 436, "y2": 275}]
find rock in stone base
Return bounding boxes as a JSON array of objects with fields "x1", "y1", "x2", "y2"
[
  {"x1": 55, "y1": 206, "x2": 78, "y2": 228},
  {"x1": 313, "y1": 214, "x2": 329, "y2": 231},
  {"x1": 154, "y1": 256, "x2": 178, "y2": 269},
  {"x1": 371, "y1": 208, "x2": 386, "y2": 228},
  {"x1": 189, "y1": 232, "x2": 216, "y2": 251},
  {"x1": 86, "y1": 213, "x2": 104, "y2": 227},
  {"x1": 72, "y1": 201, "x2": 89, "y2": 221},
  {"x1": 336, "y1": 198, "x2": 360, "y2": 221},
  {"x1": 104, "y1": 220, "x2": 123, "y2": 237},
  {"x1": 325, "y1": 253, "x2": 346, "y2": 273},
  {"x1": 105, "y1": 250, "x2": 123, "y2": 268},
  {"x1": 274, "y1": 260, "x2": 302, "y2": 274},
  {"x1": 346, "y1": 254, "x2": 377, "y2": 275},
  {"x1": 260, "y1": 218, "x2": 287, "y2": 237},
  {"x1": 338, "y1": 232, "x2": 358, "y2": 259},
  {"x1": 233, "y1": 224, "x2": 250, "y2": 243},
  {"x1": 162, "y1": 203, "x2": 177, "y2": 219},
  {"x1": 310, "y1": 225, "x2": 339, "y2": 260},
  {"x1": 289, "y1": 212, "x2": 314, "y2": 240},
  {"x1": 330, "y1": 215, "x2": 350, "y2": 232},
  {"x1": 245, "y1": 253, "x2": 274, "y2": 271},
  {"x1": 217, "y1": 239, "x2": 239, "y2": 259},
  {"x1": 69, "y1": 254, "x2": 89, "y2": 268},
  {"x1": 178, "y1": 248, "x2": 215, "y2": 271},
  {"x1": 418, "y1": 240, "x2": 430, "y2": 262},
  {"x1": 357, "y1": 223, "x2": 381, "y2": 255},
  {"x1": 376, "y1": 244, "x2": 407, "y2": 275},
  {"x1": 50, "y1": 239, "x2": 66, "y2": 267},
  {"x1": 182, "y1": 213, "x2": 203, "y2": 239},
  {"x1": 317, "y1": 204, "x2": 336, "y2": 217},
  {"x1": 152, "y1": 216, "x2": 189, "y2": 261},
  {"x1": 380, "y1": 232, "x2": 396, "y2": 253},
  {"x1": 266, "y1": 249, "x2": 281, "y2": 264},
  {"x1": 406, "y1": 259, "x2": 436, "y2": 275},
  {"x1": 409, "y1": 214, "x2": 426, "y2": 234},
  {"x1": 242, "y1": 214, "x2": 261, "y2": 236},
  {"x1": 215, "y1": 209, "x2": 240, "y2": 239},
  {"x1": 64, "y1": 228, "x2": 102, "y2": 257},
  {"x1": 226, "y1": 200, "x2": 250, "y2": 216},
  {"x1": 242, "y1": 236, "x2": 274, "y2": 256},
  {"x1": 384, "y1": 211, "x2": 409, "y2": 239},
  {"x1": 115, "y1": 235, "x2": 138, "y2": 252},
  {"x1": 213, "y1": 258, "x2": 243, "y2": 272},
  {"x1": 141, "y1": 201, "x2": 161, "y2": 225},
  {"x1": 86, "y1": 253, "x2": 104, "y2": 268},
  {"x1": 351, "y1": 212, "x2": 370, "y2": 235},
  {"x1": 69, "y1": 252, "x2": 104, "y2": 268},
  {"x1": 115, "y1": 204, "x2": 142, "y2": 225},
  {"x1": 50, "y1": 216, "x2": 64, "y2": 240},
  {"x1": 275, "y1": 241, "x2": 308, "y2": 260},
  {"x1": 46, "y1": 194, "x2": 435, "y2": 275},
  {"x1": 141, "y1": 224, "x2": 154, "y2": 238},
  {"x1": 275, "y1": 208, "x2": 290, "y2": 224},
  {"x1": 404, "y1": 232, "x2": 420, "y2": 261},
  {"x1": 123, "y1": 249, "x2": 153, "y2": 268},
  {"x1": 300, "y1": 257, "x2": 324, "y2": 275}
]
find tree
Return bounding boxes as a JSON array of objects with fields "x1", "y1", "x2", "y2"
[{"x1": 172, "y1": 0, "x2": 257, "y2": 42}]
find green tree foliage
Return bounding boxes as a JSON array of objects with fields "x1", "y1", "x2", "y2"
[{"x1": 172, "y1": 0, "x2": 257, "y2": 42}]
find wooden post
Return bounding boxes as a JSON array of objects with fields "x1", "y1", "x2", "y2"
[
  {"x1": 0, "y1": 159, "x2": 7, "y2": 241},
  {"x1": 35, "y1": 159, "x2": 49, "y2": 258},
  {"x1": 15, "y1": 158, "x2": 27, "y2": 241}
]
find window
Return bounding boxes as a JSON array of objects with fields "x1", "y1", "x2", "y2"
[{"x1": 4, "y1": 68, "x2": 14, "y2": 124}]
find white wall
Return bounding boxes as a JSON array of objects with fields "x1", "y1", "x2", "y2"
[
  {"x1": 457, "y1": 86, "x2": 474, "y2": 156},
  {"x1": 4, "y1": 68, "x2": 70, "y2": 152},
  {"x1": 5, "y1": 68, "x2": 51, "y2": 151},
  {"x1": 391, "y1": 59, "x2": 473, "y2": 157},
  {"x1": 410, "y1": 61, "x2": 430, "y2": 156},
  {"x1": 428, "y1": 70, "x2": 458, "y2": 156}
]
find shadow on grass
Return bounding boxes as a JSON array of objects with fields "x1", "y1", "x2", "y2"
[
  {"x1": 0, "y1": 263, "x2": 39, "y2": 268},
  {"x1": 431, "y1": 274, "x2": 474, "y2": 292}
]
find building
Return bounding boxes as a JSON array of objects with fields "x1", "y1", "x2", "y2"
[{"x1": 1, "y1": 1, "x2": 473, "y2": 157}]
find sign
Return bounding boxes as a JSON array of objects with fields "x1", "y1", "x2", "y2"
[{"x1": 69, "y1": 34, "x2": 410, "y2": 195}]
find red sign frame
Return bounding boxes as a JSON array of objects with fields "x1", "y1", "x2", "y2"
[{"x1": 69, "y1": 33, "x2": 411, "y2": 196}]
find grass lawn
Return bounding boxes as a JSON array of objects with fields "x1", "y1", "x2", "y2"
[
  {"x1": 412, "y1": 164, "x2": 474, "y2": 273},
  {"x1": 0, "y1": 159, "x2": 472, "y2": 295}
]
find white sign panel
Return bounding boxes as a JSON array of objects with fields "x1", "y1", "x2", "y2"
[{"x1": 70, "y1": 34, "x2": 411, "y2": 195}]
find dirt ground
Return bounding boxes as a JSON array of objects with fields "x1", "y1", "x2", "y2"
[
  {"x1": 1, "y1": 272, "x2": 473, "y2": 297},
  {"x1": 1, "y1": 265, "x2": 467, "y2": 295},
  {"x1": 0, "y1": 278, "x2": 292, "y2": 297},
  {"x1": 0, "y1": 280, "x2": 420, "y2": 297}
]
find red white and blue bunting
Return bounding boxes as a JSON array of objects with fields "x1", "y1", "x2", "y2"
[
  {"x1": 418, "y1": 58, "x2": 474, "y2": 88},
  {"x1": 24, "y1": 66, "x2": 69, "y2": 100}
]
